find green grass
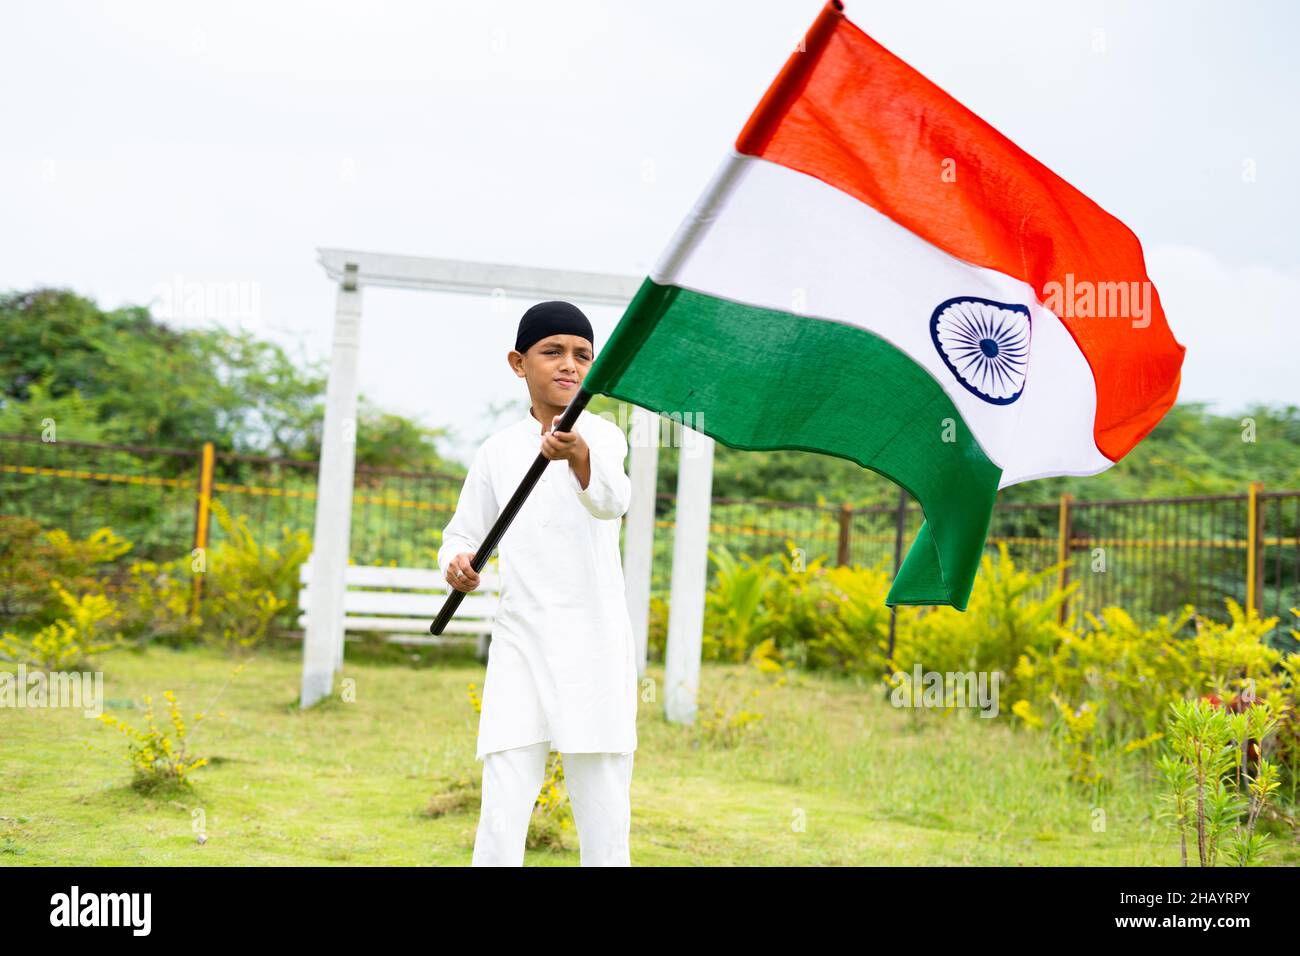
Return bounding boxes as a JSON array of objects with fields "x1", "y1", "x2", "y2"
[{"x1": 2, "y1": 641, "x2": 1295, "y2": 866}]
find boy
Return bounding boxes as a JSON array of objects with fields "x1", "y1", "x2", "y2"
[{"x1": 437, "y1": 299, "x2": 638, "y2": 867}]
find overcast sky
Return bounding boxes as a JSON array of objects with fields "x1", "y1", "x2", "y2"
[{"x1": 4, "y1": 0, "x2": 1296, "y2": 464}]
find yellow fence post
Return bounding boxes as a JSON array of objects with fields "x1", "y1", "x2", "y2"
[
  {"x1": 1246, "y1": 481, "x2": 1263, "y2": 614},
  {"x1": 1056, "y1": 492, "x2": 1073, "y2": 625},
  {"x1": 191, "y1": 442, "x2": 215, "y2": 617}
]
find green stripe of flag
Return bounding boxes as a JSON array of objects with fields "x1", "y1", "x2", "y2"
[{"x1": 584, "y1": 278, "x2": 1001, "y2": 609}]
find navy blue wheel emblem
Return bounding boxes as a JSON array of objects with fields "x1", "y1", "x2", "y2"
[{"x1": 930, "y1": 296, "x2": 1031, "y2": 405}]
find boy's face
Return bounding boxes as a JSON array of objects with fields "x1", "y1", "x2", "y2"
[{"x1": 509, "y1": 333, "x2": 594, "y2": 409}]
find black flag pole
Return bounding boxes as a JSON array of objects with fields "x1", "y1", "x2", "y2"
[{"x1": 429, "y1": 387, "x2": 595, "y2": 635}]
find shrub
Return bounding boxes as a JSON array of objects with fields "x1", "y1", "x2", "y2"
[
  {"x1": 454, "y1": 680, "x2": 573, "y2": 848},
  {"x1": 1157, "y1": 695, "x2": 1282, "y2": 866},
  {"x1": 0, "y1": 579, "x2": 122, "y2": 669},
  {"x1": 1015, "y1": 598, "x2": 1299, "y2": 794},
  {"x1": 703, "y1": 545, "x2": 774, "y2": 662},
  {"x1": 890, "y1": 544, "x2": 1072, "y2": 694},
  {"x1": 1015, "y1": 605, "x2": 1197, "y2": 744},
  {"x1": 1049, "y1": 691, "x2": 1104, "y2": 788},
  {"x1": 43, "y1": 526, "x2": 133, "y2": 585},
  {"x1": 0, "y1": 518, "x2": 129, "y2": 631},
  {"x1": 114, "y1": 557, "x2": 201, "y2": 648},
  {"x1": 747, "y1": 545, "x2": 895, "y2": 675},
  {"x1": 97, "y1": 690, "x2": 210, "y2": 793},
  {"x1": 526, "y1": 752, "x2": 574, "y2": 851},
  {"x1": 197, "y1": 499, "x2": 308, "y2": 650},
  {"x1": 0, "y1": 516, "x2": 57, "y2": 626}
]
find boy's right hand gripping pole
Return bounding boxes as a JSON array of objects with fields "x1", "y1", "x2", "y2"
[{"x1": 429, "y1": 387, "x2": 594, "y2": 636}]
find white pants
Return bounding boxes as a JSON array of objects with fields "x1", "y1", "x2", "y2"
[{"x1": 471, "y1": 741, "x2": 634, "y2": 866}]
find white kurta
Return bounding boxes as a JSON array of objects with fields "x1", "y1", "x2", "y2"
[{"x1": 437, "y1": 407, "x2": 639, "y2": 761}]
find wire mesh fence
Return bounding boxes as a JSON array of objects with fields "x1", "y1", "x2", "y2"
[{"x1": 2, "y1": 433, "x2": 1296, "y2": 627}]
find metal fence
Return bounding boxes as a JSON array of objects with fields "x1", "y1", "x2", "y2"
[
  {"x1": 2, "y1": 433, "x2": 1297, "y2": 627},
  {"x1": 0, "y1": 434, "x2": 464, "y2": 569}
]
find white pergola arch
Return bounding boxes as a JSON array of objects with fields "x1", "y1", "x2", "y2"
[{"x1": 300, "y1": 247, "x2": 711, "y2": 728}]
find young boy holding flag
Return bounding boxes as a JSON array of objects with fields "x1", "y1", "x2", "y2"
[{"x1": 438, "y1": 300, "x2": 638, "y2": 866}]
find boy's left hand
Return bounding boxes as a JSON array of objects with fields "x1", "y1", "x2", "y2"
[{"x1": 541, "y1": 415, "x2": 590, "y2": 466}]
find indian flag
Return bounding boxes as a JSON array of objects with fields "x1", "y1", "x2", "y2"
[{"x1": 582, "y1": 0, "x2": 1185, "y2": 610}]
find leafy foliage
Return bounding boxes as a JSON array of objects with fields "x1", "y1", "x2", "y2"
[
  {"x1": 0, "y1": 288, "x2": 460, "y2": 472},
  {"x1": 1158, "y1": 695, "x2": 1283, "y2": 866},
  {"x1": 97, "y1": 690, "x2": 211, "y2": 793},
  {"x1": 198, "y1": 499, "x2": 309, "y2": 649}
]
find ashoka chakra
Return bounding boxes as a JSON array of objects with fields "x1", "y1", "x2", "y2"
[{"x1": 930, "y1": 296, "x2": 1032, "y2": 405}]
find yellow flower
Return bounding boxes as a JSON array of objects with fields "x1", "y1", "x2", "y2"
[
  {"x1": 1123, "y1": 731, "x2": 1164, "y2": 753},
  {"x1": 1011, "y1": 699, "x2": 1043, "y2": 729}
]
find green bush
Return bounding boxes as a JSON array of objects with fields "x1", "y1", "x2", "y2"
[
  {"x1": 197, "y1": 498, "x2": 310, "y2": 650},
  {"x1": 1157, "y1": 695, "x2": 1283, "y2": 866},
  {"x1": 702, "y1": 544, "x2": 774, "y2": 663},
  {"x1": 695, "y1": 540, "x2": 1299, "y2": 816},
  {"x1": 0, "y1": 516, "x2": 131, "y2": 632},
  {"x1": 1013, "y1": 600, "x2": 1299, "y2": 791},
  {"x1": 1, "y1": 578, "x2": 122, "y2": 670},
  {"x1": 892, "y1": 544, "x2": 1073, "y2": 688},
  {"x1": 705, "y1": 543, "x2": 897, "y2": 675},
  {"x1": 113, "y1": 557, "x2": 202, "y2": 648}
]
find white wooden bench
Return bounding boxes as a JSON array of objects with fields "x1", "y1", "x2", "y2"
[{"x1": 297, "y1": 559, "x2": 499, "y2": 661}]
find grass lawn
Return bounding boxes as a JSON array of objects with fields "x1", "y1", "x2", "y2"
[{"x1": 2, "y1": 640, "x2": 1295, "y2": 866}]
